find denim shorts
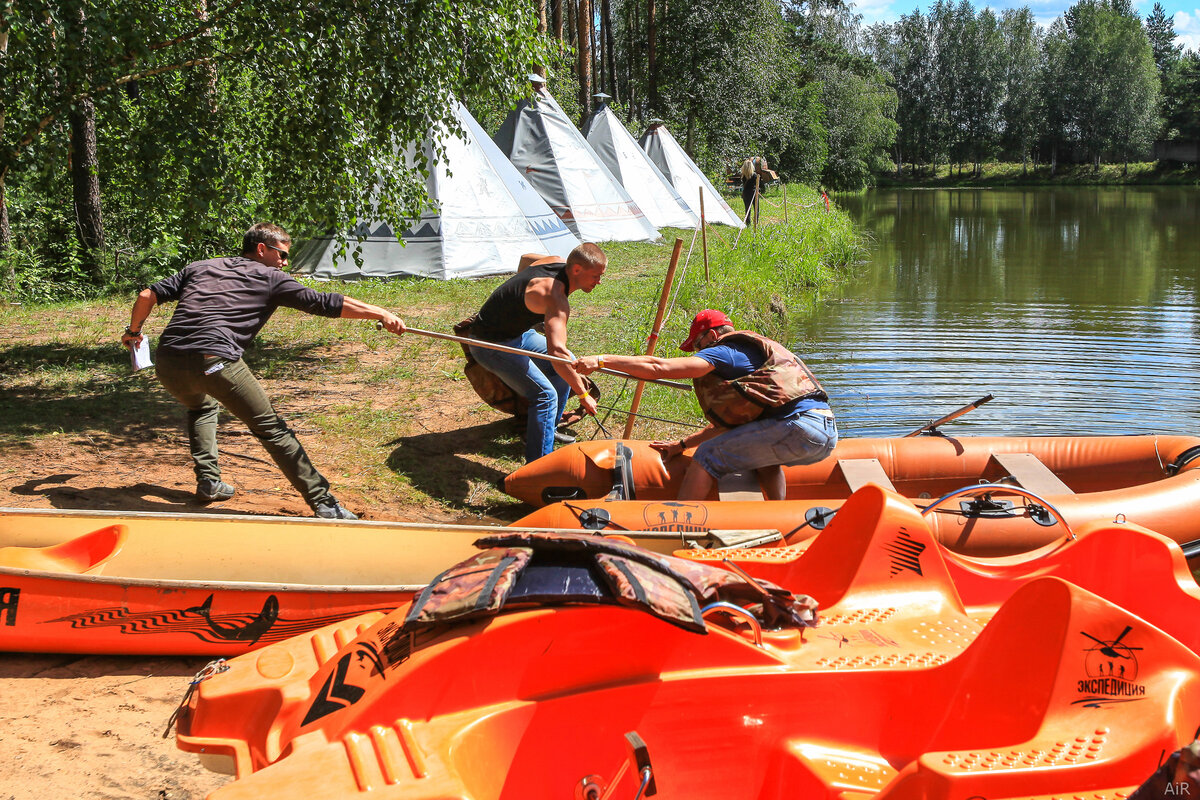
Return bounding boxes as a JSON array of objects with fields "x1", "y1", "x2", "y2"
[{"x1": 693, "y1": 410, "x2": 838, "y2": 479}]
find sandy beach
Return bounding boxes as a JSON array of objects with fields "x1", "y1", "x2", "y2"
[{"x1": 0, "y1": 654, "x2": 231, "y2": 799}]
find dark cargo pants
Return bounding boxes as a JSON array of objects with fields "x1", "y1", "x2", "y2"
[{"x1": 154, "y1": 348, "x2": 334, "y2": 509}]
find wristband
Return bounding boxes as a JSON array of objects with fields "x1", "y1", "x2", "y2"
[
  {"x1": 125, "y1": 326, "x2": 141, "y2": 336},
  {"x1": 678, "y1": 439, "x2": 687, "y2": 450},
  {"x1": 597, "y1": 356, "x2": 606, "y2": 369}
]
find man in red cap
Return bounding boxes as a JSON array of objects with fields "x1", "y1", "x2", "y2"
[{"x1": 574, "y1": 310, "x2": 836, "y2": 500}]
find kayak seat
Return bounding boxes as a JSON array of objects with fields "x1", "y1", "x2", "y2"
[
  {"x1": 0, "y1": 524, "x2": 128, "y2": 575},
  {"x1": 772, "y1": 741, "x2": 898, "y2": 798},
  {"x1": 836, "y1": 458, "x2": 897, "y2": 493},
  {"x1": 986, "y1": 452, "x2": 1074, "y2": 496},
  {"x1": 772, "y1": 485, "x2": 966, "y2": 613},
  {"x1": 875, "y1": 577, "x2": 1200, "y2": 799},
  {"x1": 946, "y1": 519, "x2": 1200, "y2": 653}
]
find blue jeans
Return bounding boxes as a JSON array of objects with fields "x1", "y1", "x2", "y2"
[
  {"x1": 693, "y1": 410, "x2": 838, "y2": 479},
  {"x1": 469, "y1": 330, "x2": 571, "y2": 462}
]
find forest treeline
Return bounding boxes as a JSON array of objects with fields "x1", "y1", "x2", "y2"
[
  {"x1": 866, "y1": 0, "x2": 1193, "y2": 176},
  {"x1": 0, "y1": 0, "x2": 1195, "y2": 301}
]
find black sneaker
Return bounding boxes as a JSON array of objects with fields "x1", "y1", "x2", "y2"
[
  {"x1": 196, "y1": 479, "x2": 235, "y2": 502},
  {"x1": 314, "y1": 502, "x2": 358, "y2": 520}
]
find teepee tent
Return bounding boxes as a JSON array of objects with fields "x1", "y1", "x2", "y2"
[
  {"x1": 639, "y1": 120, "x2": 744, "y2": 228},
  {"x1": 494, "y1": 88, "x2": 660, "y2": 243},
  {"x1": 292, "y1": 100, "x2": 579, "y2": 280},
  {"x1": 582, "y1": 95, "x2": 698, "y2": 230}
]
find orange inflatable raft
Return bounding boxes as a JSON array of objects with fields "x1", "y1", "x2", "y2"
[
  {"x1": 509, "y1": 435, "x2": 1200, "y2": 556},
  {"x1": 175, "y1": 486, "x2": 1200, "y2": 799}
]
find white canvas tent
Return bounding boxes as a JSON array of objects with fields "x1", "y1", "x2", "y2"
[
  {"x1": 639, "y1": 120, "x2": 745, "y2": 228},
  {"x1": 494, "y1": 89, "x2": 660, "y2": 243},
  {"x1": 582, "y1": 96, "x2": 698, "y2": 230},
  {"x1": 292, "y1": 99, "x2": 579, "y2": 280}
]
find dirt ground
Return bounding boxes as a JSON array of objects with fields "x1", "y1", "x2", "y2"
[{"x1": 0, "y1": 340, "x2": 540, "y2": 799}]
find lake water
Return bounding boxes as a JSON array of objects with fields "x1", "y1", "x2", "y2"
[{"x1": 802, "y1": 187, "x2": 1200, "y2": 437}]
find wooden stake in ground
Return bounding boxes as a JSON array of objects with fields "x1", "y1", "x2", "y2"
[
  {"x1": 754, "y1": 172, "x2": 761, "y2": 232},
  {"x1": 622, "y1": 237, "x2": 685, "y2": 438},
  {"x1": 699, "y1": 187, "x2": 709, "y2": 282}
]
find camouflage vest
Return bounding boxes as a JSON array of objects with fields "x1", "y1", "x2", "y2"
[
  {"x1": 403, "y1": 530, "x2": 819, "y2": 634},
  {"x1": 693, "y1": 330, "x2": 826, "y2": 428}
]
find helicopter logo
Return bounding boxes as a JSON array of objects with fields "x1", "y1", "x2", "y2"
[{"x1": 1076, "y1": 626, "x2": 1146, "y2": 706}]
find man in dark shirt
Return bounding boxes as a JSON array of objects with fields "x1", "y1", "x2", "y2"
[
  {"x1": 467, "y1": 244, "x2": 603, "y2": 462},
  {"x1": 575, "y1": 310, "x2": 837, "y2": 500},
  {"x1": 120, "y1": 222, "x2": 405, "y2": 519}
]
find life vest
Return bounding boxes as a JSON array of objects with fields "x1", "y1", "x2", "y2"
[
  {"x1": 693, "y1": 330, "x2": 826, "y2": 428},
  {"x1": 404, "y1": 530, "x2": 818, "y2": 634}
]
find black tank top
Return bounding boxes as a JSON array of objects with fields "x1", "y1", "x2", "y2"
[{"x1": 471, "y1": 260, "x2": 569, "y2": 342}]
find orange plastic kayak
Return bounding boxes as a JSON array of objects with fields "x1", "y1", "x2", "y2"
[
  {"x1": 0, "y1": 507, "x2": 710, "y2": 656},
  {"x1": 175, "y1": 485, "x2": 1200, "y2": 799},
  {"x1": 509, "y1": 435, "x2": 1200, "y2": 556}
]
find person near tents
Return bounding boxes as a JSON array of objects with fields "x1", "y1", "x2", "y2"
[
  {"x1": 741, "y1": 157, "x2": 779, "y2": 224},
  {"x1": 740, "y1": 158, "x2": 760, "y2": 224},
  {"x1": 120, "y1": 222, "x2": 405, "y2": 520},
  {"x1": 574, "y1": 309, "x2": 837, "y2": 500},
  {"x1": 462, "y1": 243, "x2": 605, "y2": 462}
]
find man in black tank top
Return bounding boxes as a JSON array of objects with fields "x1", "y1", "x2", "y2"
[{"x1": 468, "y1": 243, "x2": 605, "y2": 462}]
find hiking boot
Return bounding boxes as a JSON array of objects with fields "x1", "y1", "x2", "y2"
[
  {"x1": 196, "y1": 479, "x2": 235, "y2": 502},
  {"x1": 554, "y1": 427, "x2": 576, "y2": 445},
  {"x1": 314, "y1": 501, "x2": 358, "y2": 520}
]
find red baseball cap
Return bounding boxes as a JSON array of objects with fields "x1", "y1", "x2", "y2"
[{"x1": 681, "y1": 310, "x2": 732, "y2": 351}]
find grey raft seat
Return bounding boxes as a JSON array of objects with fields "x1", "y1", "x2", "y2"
[
  {"x1": 986, "y1": 452, "x2": 1075, "y2": 496},
  {"x1": 835, "y1": 458, "x2": 897, "y2": 493},
  {"x1": 717, "y1": 471, "x2": 765, "y2": 500}
]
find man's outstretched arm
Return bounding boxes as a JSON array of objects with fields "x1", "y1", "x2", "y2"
[{"x1": 340, "y1": 296, "x2": 406, "y2": 334}]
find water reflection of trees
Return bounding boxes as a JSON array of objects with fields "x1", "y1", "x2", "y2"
[
  {"x1": 848, "y1": 188, "x2": 1199, "y2": 314},
  {"x1": 812, "y1": 188, "x2": 1200, "y2": 436}
]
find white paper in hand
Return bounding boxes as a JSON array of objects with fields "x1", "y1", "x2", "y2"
[{"x1": 129, "y1": 337, "x2": 153, "y2": 372}]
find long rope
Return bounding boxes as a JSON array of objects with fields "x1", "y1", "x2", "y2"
[
  {"x1": 661, "y1": 223, "x2": 701, "y2": 329},
  {"x1": 590, "y1": 404, "x2": 704, "y2": 429},
  {"x1": 381, "y1": 323, "x2": 691, "y2": 391}
]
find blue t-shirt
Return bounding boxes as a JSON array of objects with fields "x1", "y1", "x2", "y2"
[{"x1": 694, "y1": 340, "x2": 829, "y2": 419}]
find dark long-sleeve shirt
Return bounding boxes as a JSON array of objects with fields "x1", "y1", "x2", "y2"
[{"x1": 149, "y1": 257, "x2": 344, "y2": 360}]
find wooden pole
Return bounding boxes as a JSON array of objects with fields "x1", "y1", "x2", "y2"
[
  {"x1": 622, "y1": 237, "x2": 685, "y2": 438},
  {"x1": 753, "y1": 173, "x2": 760, "y2": 232},
  {"x1": 699, "y1": 187, "x2": 709, "y2": 282},
  {"x1": 783, "y1": 182, "x2": 788, "y2": 224}
]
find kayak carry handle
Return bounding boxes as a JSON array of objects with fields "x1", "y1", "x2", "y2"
[
  {"x1": 625, "y1": 731, "x2": 657, "y2": 798},
  {"x1": 701, "y1": 601, "x2": 763, "y2": 647}
]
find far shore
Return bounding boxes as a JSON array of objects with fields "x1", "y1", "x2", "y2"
[{"x1": 873, "y1": 161, "x2": 1200, "y2": 188}]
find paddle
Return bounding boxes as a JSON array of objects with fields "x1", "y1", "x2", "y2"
[
  {"x1": 376, "y1": 323, "x2": 691, "y2": 391},
  {"x1": 903, "y1": 394, "x2": 995, "y2": 438}
]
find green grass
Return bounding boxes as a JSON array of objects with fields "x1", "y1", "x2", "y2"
[
  {"x1": 0, "y1": 183, "x2": 866, "y2": 515},
  {"x1": 877, "y1": 161, "x2": 1200, "y2": 187}
]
